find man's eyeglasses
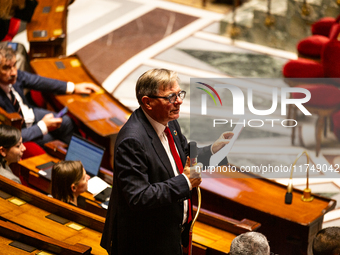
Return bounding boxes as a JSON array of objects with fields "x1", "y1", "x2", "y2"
[{"x1": 148, "y1": 91, "x2": 186, "y2": 104}]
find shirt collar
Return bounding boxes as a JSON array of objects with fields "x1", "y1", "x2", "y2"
[
  {"x1": 0, "y1": 83, "x2": 12, "y2": 94},
  {"x1": 142, "y1": 108, "x2": 167, "y2": 137}
]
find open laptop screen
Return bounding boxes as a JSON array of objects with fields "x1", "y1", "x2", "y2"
[{"x1": 65, "y1": 134, "x2": 105, "y2": 177}]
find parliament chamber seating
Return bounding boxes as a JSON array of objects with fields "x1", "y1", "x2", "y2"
[
  {"x1": 283, "y1": 24, "x2": 340, "y2": 156},
  {"x1": 0, "y1": 174, "x2": 106, "y2": 254},
  {"x1": 1, "y1": 17, "x2": 21, "y2": 42},
  {"x1": 297, "y1": 15, "x2": 340, "y2": 59},
  {"x1": 26, "y1": 0, "x2": 69, "y2": 59},
  {"x1": 191, "y1": 170, "x2": 336, "y2": 255},
  {"x1": 8, "y1": 7, "x2": 336, "y2": 254},
  {"x1": 0, "y1": 172, "x2": 261, "y2": 255},
  {"x1": 29, "y1": 55, "x2": 133, "y2": 170}
]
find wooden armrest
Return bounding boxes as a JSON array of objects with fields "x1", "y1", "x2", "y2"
[
  {"x1": 0, "y1": 106, "x2": 22, "y2": 130},
  {"x1": 193, "y1": 206, "x2": 261, "y2": 234},
  {"x1": 0, "y1": 220, "x2": 91, "y2": 255},
  {"x1": 44, "y1": 140, "x2": 68, "y2": 159}
]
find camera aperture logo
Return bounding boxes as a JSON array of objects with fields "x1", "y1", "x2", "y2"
[{"x1": 195, "y1": 81, "x2": 312, "y2": 128}]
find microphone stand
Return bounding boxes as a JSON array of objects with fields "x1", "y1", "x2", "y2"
[
  {"x1": 188, "y1": 187, "x2": 201, "y2": 255},
  {"x1": 285, "y1": 150, "x2": 314, "y2": 204}
]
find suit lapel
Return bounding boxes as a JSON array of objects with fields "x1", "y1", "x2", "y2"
[
  {"x1": 137, "y1": 108, "x2": 175, "y2": 178},
  {"x1": 0, "y1": 87, "x2": 16, "y2": 112}
]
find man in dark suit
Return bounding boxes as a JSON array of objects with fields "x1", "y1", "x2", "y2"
[
  {"x1": 101, "y1": 68, "x2": 233, "y2": 255},
  {"x1": 0, "y1": 46, "x2": 99, "y2": 146}
]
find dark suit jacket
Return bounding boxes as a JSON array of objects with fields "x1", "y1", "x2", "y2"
[
  {"x1": 101, "y1": 107, "x2": 227, "y2": 255},
  {"x1": 0, "y1": 70, "x2": 67, "y2": 141}
]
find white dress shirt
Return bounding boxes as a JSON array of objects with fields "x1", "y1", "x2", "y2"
[{"x1": 143, "y1": 109, "x2": 191, "y2": 225}]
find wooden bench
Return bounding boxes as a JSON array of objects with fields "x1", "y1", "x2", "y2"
[
  {"x1": 13, "y1": 155, "x2": 261, "y2": 254},
  {"x1": 0, "y1": 175, "x2": 107, "y2": 254},
  {"x1": 26, "y1": 0, "x2": 69, "y2": 58},
  {"x1": 0, "y1": 219, "x2": 91, "y2": 255},
  {"x1": 30, "y1": 55, "x2": 133, "y2": 170}
]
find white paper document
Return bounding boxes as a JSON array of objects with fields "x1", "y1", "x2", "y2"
[
  {"x1": 209, "y1": 119, "x2": 244, "y2": 167},
  {"x1": 87, "y1": 176, "x2": 110, "y2": 195}
]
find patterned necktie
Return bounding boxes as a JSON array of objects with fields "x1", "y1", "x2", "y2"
[
  {"x1": 10, "y1": 89, "x2": 25, "y2": 127},
  {"x1": 10, "y1": 89, "x2": 21, "y2": 114},
  {"x1": 164, "y1": 127, "x2": 192, "y2": 222}
]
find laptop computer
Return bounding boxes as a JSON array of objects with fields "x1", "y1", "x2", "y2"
[{"x1": 38, "y1": 134, "x2": 110, "y2": 195}]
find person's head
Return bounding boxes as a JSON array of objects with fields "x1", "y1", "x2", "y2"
[
  {"x1": 0, "y1": 0, "x2": 25, "y2": 18},
  {"x1": 0, "y1": 46, "x2": 18, "y2": 85},
  {"x1": 136, "y1": 68, "x2": 186, "y2": 125},
  {"x1": 0, "y1": 124, "x2": 25, "y2": 166},
  {"x1": 51, "y1": 161, "x2": 90, "y2": 204},
  {"x1": 229, "y1": 232, "x2": 270, "y2": 255},
  {"x1": 313, "y1": 227, "x2": 340, "y2": 255}
]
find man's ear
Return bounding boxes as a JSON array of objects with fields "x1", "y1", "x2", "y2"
[
  {"x1": 141, "y1": 96, "x2": 152, "y2": 110},
  {"x1": 0, "y1": 146, "x2": 6, "y2": 158}
]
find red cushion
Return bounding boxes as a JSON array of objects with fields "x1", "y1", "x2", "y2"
[
  {"x1": 292, "y1": 84, "x2": 340, "y2": 108},
  {"x1": 283, "y1": 58, "x2": 324, "y2": 78},
  {"x1": 22, "y1": 142, "x2": 46, "y2": 159},
  {"x1": 329, "y1": 23, "x2": 340, "y2": 40},
  {"x1": 322, "y1": 39, "x2": 340, "y2": 78},
  {"x1": 30, "y1": 90, "x2": 46, "y2": 108},
  {"x1": 311, "y1": 17, "x2": 336, "y2": 36},
  {"x1": 2, "y1": 18, "x2": 21, "y2": 42},
  {"x1": 332, "y1": 110, "x2": 340, "y2": 140},
  {"x1": 297, "y1": 35, "x2": 329, "y2": 57}
]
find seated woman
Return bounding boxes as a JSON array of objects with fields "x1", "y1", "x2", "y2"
[
  {"x1": 51, "y1": 161, "x2": 90, "y2": 206},
  {"x1": 0, "y1": 124, "x2": 26, "y2": 184}
]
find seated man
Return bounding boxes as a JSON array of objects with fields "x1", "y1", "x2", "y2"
[
  {"x1": 0, "y1": 46, "x2": 100, "y2": 147},
  {"x1": 229, "y1": 232, "x2": 270, "y2": 255},
  {"x1": 313, "y1": 226, "x2": 340, "y2": 255}
]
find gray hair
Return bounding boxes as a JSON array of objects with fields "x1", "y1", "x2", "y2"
[
  {"x1": 229, "y1": 232, "x2": 270, "y2": 255},
  {"x1": 135, "y1": 68, "x2": 180, "y2": 105},
  {"x1": 0, "y1": 46, "x2": 16, "y2": 65},
  {"x1": 313, "y1": 227, "x2": 340, "y2": 255}
]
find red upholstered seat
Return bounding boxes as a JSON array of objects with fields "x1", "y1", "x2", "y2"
[
  {"x1": 332, "y1": 110, "x2": 340, "y2": 141},
  {"x1": 30, "y1": 90, "x2": 46, "y2": 108},
  {"x1": 297, "y1": 35, "x2": 329, "y2": 57},
  {"x1": 297, "y1": 22, "x2": 340, "y2": 59},
  {"x1": 284, "y1": 24, "x2": 340, "y2": 79},
  {"x1": 291, "y1": 84, "x2": 340, "y2": 108},
  {"x1": 22, "y1": 141, "x2": 46, "y2": 159},
  {"x1": 322, "y1": 40, "x2": 340, "y2": 78},
  {"x1": 290, "y1": 84, "x2": 340, "y2": 156},
  {"x1": 282, "y1": 58, "x2": 324, "y2": 78},
  {"x1": 311, "y1": 16, "x2": 338, "y2": 36},
  {"x1": 2, "y1": 18, "x2": 21, "y2": 42}
]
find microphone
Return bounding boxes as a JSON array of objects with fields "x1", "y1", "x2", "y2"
[
  {"x1": 285, "y1": 179, "x2": 293, "y2": 204},
  {"x1": 189, "y1": 141, "x2": 198, "y2": 167},
  {"x1": 285, "y1": 150, "x2": 314, "y2": 205}
]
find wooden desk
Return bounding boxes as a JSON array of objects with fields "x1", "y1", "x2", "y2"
[
  {"x1": 17, "y1": 154, "x2": 263, "y2": 254},
  {"x1": 0, "y1": 219, "x2": 91, "y2": 255},
  {"x1": 18, "y1": 153, "x2": 107, "y2": 217},
  {"x1": 0, "y1": 175, "x2": 106, "y2": 255},
  {"x1": 30, "y1": 56, "x2": 132, "y2": 169},
  {"x1": 192, "y1": 170, "x2": 336, "y2": 255},
  {"x1": 0, "y1": 106, "x2": 22, "y2": 130},
  {"x1": 26, "y1": 0, "x2": 69, "y2": 58}
]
